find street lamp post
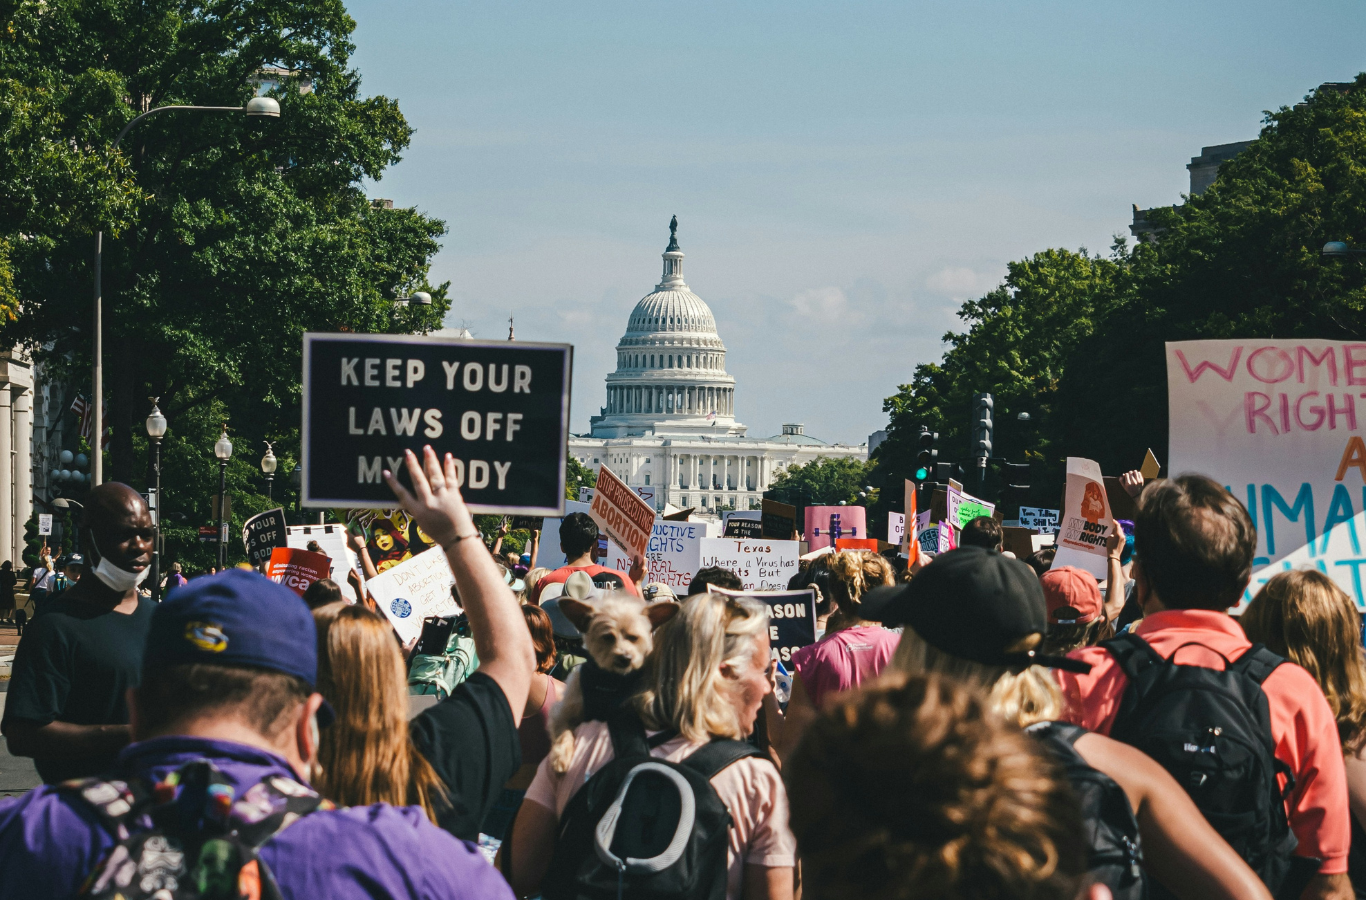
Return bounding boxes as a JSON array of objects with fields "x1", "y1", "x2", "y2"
[
  {"x1": 91, "y1": 97, "x2": 280, "y2": 487},
  {"x1": 145, "y1": 398, "x2": 167, "y2": 601},
  {"x1": 214, "y1": 424, "x2": 233, "y2": 570},
  {"x1": 261, "y1": 441, "x2": 277, "y2": 501},
  {"x1": 51, "y1": 497, "x2": 84, "y2": 555}
]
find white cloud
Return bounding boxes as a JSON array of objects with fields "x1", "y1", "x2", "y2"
[
  {"x1": 789, "y1": 286, "x2": 849, "y2": 318},
  {"x1": 924, "y1": 266, "x2": 993, "y2": 298}
]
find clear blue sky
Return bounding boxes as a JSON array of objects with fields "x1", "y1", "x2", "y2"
[{"x1": 348, "y1": 0, "x2": 1366, "y2": 444}]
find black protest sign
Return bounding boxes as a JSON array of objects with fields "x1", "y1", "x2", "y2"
[
  {"x1": 723, "y1": 517, "x2": 763, "y2": 538},
  {"x1": 242, "y1": 508, "x2": 288, "y2": 566},
  {"x1": 715, "y1": 586, "x2": 817, "y2": 666},
  {"x1": 303, "y1": 334, "x2": 572, "y2": 514},
  {"x1": 761, "y1": 498, "x2": 797, "y2": 539}
]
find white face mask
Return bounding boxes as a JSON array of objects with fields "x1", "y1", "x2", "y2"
[{"x1": 90, "y1": 537, "x2": 150, "y2": 594}]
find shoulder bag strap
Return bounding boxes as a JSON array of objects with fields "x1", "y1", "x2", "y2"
[
  {"x1": 682, "y1": 739, "x2": 763, "y2": 780},
  {"x1": 1230, "y1": 642, "x2": 1286, "y2": 686},
  {"x1": 606, "y1": 709, "x2": 652, "y2": 759}
]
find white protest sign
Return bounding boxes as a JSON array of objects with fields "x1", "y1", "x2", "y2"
[
  {"x1": 286, "y1": 524, "x2": 360, "y2": 582},
  {"x1": 1168, "y1": 339, "x2": 1366, "y2": 608},
  {"x1": 1019, "y1": 507, "x2": 1060, "y2": 534},
  {"x1": 366, "y1": 546, "x2": 459, "y2": 644},
  {"x1": 1052, "y1": 457, "x2": 1112, "y2": 579},
  {"x1": 888, "y1": 512, "x2": 905, "y2": 547},
  {"x1": 38, "y1": 514, "x2": 52, "y2": 536},
  {"x1": 697, "y1": 538, "x2": 799, "y2": 591},
  {"x1": 634, "y1": 485, "x2": 656, "y2": 507},
  {"x1": 590, "y1": 465, "x2": 656, "y2": 559},
  {"x1": 606, "y1": 519, "x2": 706, "y2": 589}
]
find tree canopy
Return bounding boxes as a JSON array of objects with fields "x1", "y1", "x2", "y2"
[
  {"x1": 875, "y1": 76, "x2": 1366, "y2": 518},
  {"x1": 0, "y1": 0, "x2": 448, "y2": 568},
  {"x1": 768, "y1": 456, "x2": 874, "y2": 507}
]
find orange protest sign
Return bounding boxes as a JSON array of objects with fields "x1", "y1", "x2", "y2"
[
  {"x1": 589, "y1": 465, "x2": 656, "y2": 559},
  {"x1": 266, "y1": 548, "x2": 332, "y2": 597}
]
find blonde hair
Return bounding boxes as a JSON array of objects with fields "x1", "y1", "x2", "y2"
[
  {"x1": 634, "y1": 592, "x2": 770, "y2": 742},
  {"x1": 312, "y1": 604, "x2": 448, "y2": 822},
  {"x1": 1242, "y1": 569, "x2": 1366, "y2": 753},
  {"x1": 524, "y1": 567, "x2": 550, "y2": 599},
  {"x1": 825, "y1": 551, "x2": 895, "y2": 616},
  {"x1": 890, "y1": 626, "x2": 1063, "y2": 727}
]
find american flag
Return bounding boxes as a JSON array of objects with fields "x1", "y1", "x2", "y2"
[
  {"x1": 70, "y1": 395, "x2": 110, "y2": 447},
  {"x1": 70, "y1": 395, "x2": 92, "y2": 440},
  {"x1": 706, "y1": 410, "x2": 716, "y2": 421}
]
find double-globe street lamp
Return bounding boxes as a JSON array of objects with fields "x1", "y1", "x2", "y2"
[
  {"x1": 91, "y1": 96, "x2": 280, "y2": 487},
  {"x1": 145, "y1": 399, "x2": 167, "y2": 601},
  {"x1": 214, "y1": 425, "x2": 233, "y2": 570}
]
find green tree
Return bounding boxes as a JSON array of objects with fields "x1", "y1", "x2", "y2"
[
  {"x1": 768, "y1": 456, "x2": 873, "y2": 507},
  {"x1": 0, "y1": 0, "x2": 447, "y2": 568},
  {"x1": 566, "y1": 455, "x2": 597, "y2": 501},
  {"x1": 877, "y1": 248, "x2": 1121, "y2": 511},
  {"x1": 1054, "y1": 77, "x2": 1366, "y2": 471}
]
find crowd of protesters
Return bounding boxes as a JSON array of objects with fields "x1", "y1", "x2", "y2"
[{"x1": 2, "y1": 449, "x2": 1366, "y2": 900}]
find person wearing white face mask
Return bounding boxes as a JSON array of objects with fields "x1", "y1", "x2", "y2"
[{"x1": 1, "y1": 483, "x2": 156, "y2": 782}]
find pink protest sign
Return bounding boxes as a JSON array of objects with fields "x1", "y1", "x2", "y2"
[
  {"x1": 803, "y1": 506, "x2": 867, "y2": 551},
  {"x1": 1168, "y1": 339, "x2": 1366, "y2": 608}
]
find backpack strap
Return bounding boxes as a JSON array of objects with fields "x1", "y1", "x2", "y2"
[
  {"x1": 1099, "y1": 631, "x2": 1167, "y2": 682},
  {"x1": 1030, "y1": 720, "x2": 1088, "y2": 748},
  {"x1": 606, "y1": 710, "x2": 652, "y2": 760},
  {"x1": 1229, "y1": 642, "x2": 1286, "y2": 686},
  {"x1": 681, "y1": 739, "x2": 763, "y2": 780}
]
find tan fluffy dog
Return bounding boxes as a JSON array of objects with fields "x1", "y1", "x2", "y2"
[{"x1": 547, "y1": 590, "x2": 679, "y2": 773}]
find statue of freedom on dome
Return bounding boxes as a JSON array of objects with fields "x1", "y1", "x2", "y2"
[{"x1": 667, "y1": 215, "x2": 680, "y2": 251}]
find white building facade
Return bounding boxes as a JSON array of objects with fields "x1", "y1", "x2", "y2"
[{"x1": 569, "y1": 221, "x2": 867, "y2": 512}]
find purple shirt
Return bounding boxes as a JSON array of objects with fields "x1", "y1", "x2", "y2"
[{"x1": 0, "y1": 735, "x2": 514, "y2": 900}]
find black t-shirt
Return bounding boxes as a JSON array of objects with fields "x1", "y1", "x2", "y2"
[
  {"x1": 409, "y1": 670, "x2": 521, "y2": 841},
  {"x1": 1, "y1": 594, "x2": 155, "y2": 783}
]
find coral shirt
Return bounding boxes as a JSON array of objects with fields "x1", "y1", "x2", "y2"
[{"x1": 1056, "y1": 608, "x2": 1350, "y2": 874}]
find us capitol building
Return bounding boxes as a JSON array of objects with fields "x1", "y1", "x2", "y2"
[{"x1": 568, "y1": 219, "x2": 867, "y2": 513}]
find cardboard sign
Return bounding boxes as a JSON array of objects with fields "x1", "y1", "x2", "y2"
[
  {"x1": 1019, "y1": 506, "x2": 1060, "y2": 534},
  {"x1": 344, "y1": 508, "x2": 437, "y2": 575},
  {"x1": 888, "y1": 512, "x2": 905, "y2": 547},
  {"x1": 1104, "y1": 476, "x2": 1140, "y2": 521},
  {"x1": 625, "y1": 519, "x2": 708, "y2": 589},
  {"x1": 1166, "y1": 338, "x2": 1366, "y2": 609},
  {"x1": 937, "y1": 522, "x2": 958, "y2": 553},
  {"x1": 1053, "y1": 457, "x2": 1112, "y2": 579},
  {"x1": 1001, "y1": 526, "x2": 1037, "y2": 560},
  {"x1": 242, "y1": 508, "x2": 288, "y2": 567},
  {"x1": 590, "y1": 465, "x2": 656, "y2": 559},
  {"x1": 697, "y1": 538, "x2": 799, "y2": 590},
  {"x1": 903, "y1": 479, "x2": 919, "y2": 564},
  {"x1": 578, "y1": 487, "x2": 594, "y2": 503},
  {"x1": 301, "y1": 333, "x2": 572, "y2": 514},
  {"x1": 286, "y1": 524, "x2": 360, "y2": 582},
  {"x1": 803, "y1": 505, "x2": 866, "y2": 550},
  {"x1": 634, "y1": 485, "x2": 656, "y2": 507},
  {"x1": 1140, "y1": 448, "x2": 1161, "y2": 481},
  {"x1": 948, "y1": 484, "x2": 995, "y2": 529},
  {"x1": 835, "y1": 537, "x2": 880, "y2": 552},
  {"x1": 365, "y1": 546, "x2": 460, "y2": 644},
  {"x1": 714, "y1": 586, "x2": 817, "y2": 666},
  {"x1": 761, "y1": 499, "x2": 798, "y2": 539},
  {"x1": 38, "y1": 514, "x2": 52, "y2": 536},
  {"x1": 266, "y1": 548, "x2": 332, "y2": 597}
]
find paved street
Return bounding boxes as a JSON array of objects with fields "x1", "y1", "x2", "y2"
[{"x1": 0, "y1": 685, "x2": 40, "y2": 797}]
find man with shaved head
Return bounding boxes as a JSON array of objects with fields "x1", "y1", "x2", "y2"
[{"x1": 2, "y1": 483, "x2": 155, "y2": 782}]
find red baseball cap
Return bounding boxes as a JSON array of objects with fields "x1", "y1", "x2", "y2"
[{"x1": 1040, "y1": 566, "x2": 1102, "y2": 625}]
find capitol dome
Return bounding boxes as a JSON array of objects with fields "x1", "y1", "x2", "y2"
[{"x1": 590, "y1": 218, "x2": 744, "y2": 439}]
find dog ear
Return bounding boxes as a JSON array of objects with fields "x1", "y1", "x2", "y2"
[
  {"x1": 557, "y1": 597, "x2": 596, "y2": 632},
  {"x1": 645, "y1": 600, "x2": 680, "y2": 629}
]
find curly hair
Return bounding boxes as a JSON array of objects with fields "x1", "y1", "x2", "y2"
[
  {"x1": 786, "y1": 672, "x2": 1086, "y2": 900},
  {"x1": 824, "y1": 550, "x2": 895, "y2": 616},
  {"x1": 1242, "y1": 569, "x2": 1366, "y2": 753}
]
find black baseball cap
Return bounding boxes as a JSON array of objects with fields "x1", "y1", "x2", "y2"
[
  {"x1": 143, "y1": 569, "x2": 335, "y2": 723},
  {"x1": 862, "y1": 546, "x2": 1091, "y2": 674}
]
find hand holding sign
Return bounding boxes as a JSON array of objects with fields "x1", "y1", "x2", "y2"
[{"x1": 383, "y1": 446, "x2": 479, "y2": 551}]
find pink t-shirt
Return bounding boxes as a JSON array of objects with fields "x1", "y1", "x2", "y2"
[
  {"x1": 790, "y1": 625, "x2": 900, "y2": 709},
  {"x1": 524, "y1": 720, "x2": 796, "y2": 899}
]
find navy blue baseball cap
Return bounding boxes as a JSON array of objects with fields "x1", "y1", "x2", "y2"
[{"x1": 143, "y1": 569, "x2": 334, "y2": 723}]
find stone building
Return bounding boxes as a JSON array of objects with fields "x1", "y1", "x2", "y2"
[{"x1": 568, "y1": 220, "x2": 867, "y2": 512}]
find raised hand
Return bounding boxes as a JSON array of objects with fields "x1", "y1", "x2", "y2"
[{"x1": 382, "y1": 446, "x2": 478, "y2": 550}]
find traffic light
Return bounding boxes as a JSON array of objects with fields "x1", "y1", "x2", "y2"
[
  {"x1": 972, "y1": 393, "x2": 994, "y2": 460},
  {"x1": 934, "y1": 461, "x2": 966, "y2": 483},
  {"x1": 914, "y1": 428, "x2": 938, "y2": 483}
]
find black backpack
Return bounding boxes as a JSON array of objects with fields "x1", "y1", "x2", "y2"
[
  {"x1": 1100, "y1": 632, "x2": 1302, "y2": 897},
  {"x1": 66, "y1": 759, "x2": 327, "y2": 900},
  {"x1": 1027, "y1": 720, "x2": 1146, "y2": 900},
  {"x1": 541, "y1": 712, "x2": 762, "y2": 900}
]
